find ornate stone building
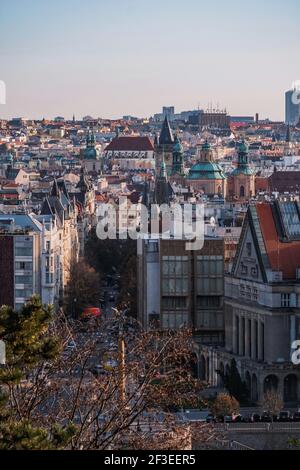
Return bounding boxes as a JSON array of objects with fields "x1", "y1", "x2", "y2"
[
  {"x1": 186, "y1": 140, "x2": 226, "y2": 197},
  {"x1": 210, "y1": 201, "x2": 300, "y2": 403}
]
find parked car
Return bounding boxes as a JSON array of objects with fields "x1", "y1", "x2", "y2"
[
  {"x1": 261, "y1": 412, "x2": 272, "y2": 422},
  {"x1": 251, "y1": 413, "x2": 261, "y2": 422},
  {"x1": 293, "y1": 412, "x2": 300, "y2": 422},
  {"x1": 278, "y1": 411, "x2": 291, "y2": 422},
  {"x1": 205, "y1": 413, "x2": 216, "y2": 423},
  {"x1": 233, "y1": 414, "x2": 244, "y2": 423}
]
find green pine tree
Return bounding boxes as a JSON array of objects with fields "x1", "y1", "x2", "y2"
[{"x1": 0, "y1": 296, "x2": 76, "y2": 449}]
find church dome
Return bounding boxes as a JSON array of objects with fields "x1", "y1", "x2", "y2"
[
  {"x1": 187, "y1": 161, "x2": 226, "y2": 180},
  {"x1": 83, "y1": 147, "x2": 98, "y2": 160},
  {"x1": 231, "y1": 166, "x2": 255, "y2": 176}
]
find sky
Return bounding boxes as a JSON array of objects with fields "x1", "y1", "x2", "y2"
[{"x1": 0, "y1": 0, "x2": 299, "y2": 121}]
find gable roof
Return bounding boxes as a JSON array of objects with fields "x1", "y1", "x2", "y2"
[
  {"x1": 234, "y1": 202, "x2": 300, "y2": 282},
  {"x1": 256, "y1": 203, "x2": 300, "y2": 280}
]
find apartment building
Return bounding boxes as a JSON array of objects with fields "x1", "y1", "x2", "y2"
[{"x1": 137, "y1": 237, "x2": 225, "y2": 345}]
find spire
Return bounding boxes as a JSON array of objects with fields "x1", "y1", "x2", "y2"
[
  {"x1": 51, "y1": 178, "x2": 60, "y2": 197},
  {"x1": 90, "y1": 128, "x2": 95, "y2": 146},
  {"x1": 86, "y1": 127, "x2": 91, "y2": 147},
  {"x1": 160, "y1": 157, "x2": 166, "y2": 178},
  {"x1": 159, "y1": 115, "x2": 174, "y2": 145}
]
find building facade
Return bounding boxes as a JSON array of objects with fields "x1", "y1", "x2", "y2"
[
  {"x1": 213, "y1": 201, "x2": 300, "y2": 403},
  {"x1": 137, "y1": 237, "x2": 225, "y2": 345}
]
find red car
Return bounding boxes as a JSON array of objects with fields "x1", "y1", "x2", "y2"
[{"x1": 82, "y1": 307, "x2": 102, "y2": 319}]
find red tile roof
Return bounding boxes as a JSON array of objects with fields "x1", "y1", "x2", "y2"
[
  {"x1": 256, "y1": 203, "x2": 300, "y2": 279},
  {"x1": 105, "y1": 136, "x2": 154, "y2": 152}
]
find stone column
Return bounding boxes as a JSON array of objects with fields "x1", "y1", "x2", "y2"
[
  {"x1": 239, "y1": 316, "x2": 243, "y2": 356},
  {"x1": 233, "y1": 314, "x2": 237, "y2": 354},
  {"x1": 245, "y1": 317, "x2": 250, "y2": 358},
  {"x1": 258, "y1": 321, "x2": 264, "y2": 362},
  {"x1": 251, "y1": 319, "x2": 256, "y2": 360}
]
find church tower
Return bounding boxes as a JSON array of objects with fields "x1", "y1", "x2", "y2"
[
  {"x1": 171, "y1": 135, "x2": 184, "y2": 175},
  {"x1": 155, "y1": 116, "x2": 174, "y2": 175},
  {"x1": 230, "y1": 140, "x2": 255, "y2": 200}
]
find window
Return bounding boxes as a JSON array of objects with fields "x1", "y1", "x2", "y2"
[
  {"x1": 246, "y1": 286, "x2": 251, "y2": 299},
  {"x1": 15, "y1": 289, "x2": 33, "y2": 298},
  {"x1": 15, "y1": 246, "x2": 33, "y2": 256},
  {"x1": 246, "y1": 242, "x2": 252, "y2": 257},
  {"x1": 45, "y1": 273, "x2": 54, "y2": 284},
  {"x1": 15, "y1": 261, "x2": 32, "y2": 271},
  {"x1": 15, "y1": 275, "x2": 33, "y2": 285},
  {"x1": 197, "y1": 277, "x2": 223, "y2": 293},
  {"x1": 252, "y1": 287, "x2": 258, "y2": 301},
  {"x1": 241, "y1": 262, "x2": 248, "y2": 275},
  {"x1": 162, "y1": 256, "x2": 188, "y2": 277},
  {"x1": 251, "y1": 266, "x2": 258, "y2": 278},
  {"x1": 281, "y1": 293, "x2": 290, "y2": 307},
  {"x1": 197, "y1": 296, "x2": 221, "y2": 308},
  {"x1": 162, "y1": 297, "x2": 187, "y2": 309},
  {"x1": 197, "y1": 256, "x2": 223, "y2": 276},
  {"x1": 240, "y1": 284, "x2": 245, "y2": 297}
]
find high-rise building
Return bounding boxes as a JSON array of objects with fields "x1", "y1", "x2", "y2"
[{"x1": 285, "y1": 88, "x2": 300, "y2": 125}]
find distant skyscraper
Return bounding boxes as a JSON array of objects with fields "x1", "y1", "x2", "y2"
[{"x1": 285, "y1": 88, "x2": 300, "y2": 125}]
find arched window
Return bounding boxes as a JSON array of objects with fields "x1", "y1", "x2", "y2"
[{"x1": 240, "y1": 185, "x2": 245, "y2": 198}]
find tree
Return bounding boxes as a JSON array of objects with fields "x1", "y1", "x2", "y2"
[
  {"x1": 85, "y1": 229, "x2": 136, "y2": 277},
  {"x1": 117, "y1": 252, "x2": 137, "y2": 317},
  {"x1": 64, "y1": 259, "x2": 101, "y2": 317},
  {"x1": 261, "y1": 390, "x2": 283, "y2": 420},
  {"x1": 217, "y1": 359, "x2": 248, "y2": 403},
  {"x1": 0, "y1": 301, "x2": 213, "y2": 450},
  {"x1": 210, "y1": 393, "x2": 240, "y2": 418},
  {"x1": 0, "y1": 296, "x2": 75, "y2": 449}
]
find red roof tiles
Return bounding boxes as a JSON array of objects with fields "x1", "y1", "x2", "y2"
[{"x1": 256, "y1": 203, "x2": 300, "y2": 279}]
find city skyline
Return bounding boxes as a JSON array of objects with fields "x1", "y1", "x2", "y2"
[{"x1": 0, "y1": 0, "x2": 300, "y2": 120}]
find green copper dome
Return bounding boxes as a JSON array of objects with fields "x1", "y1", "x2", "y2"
[
  {"x1": 173, "y1": 136, "x2": 183, "y2": 154},
  {"x1": 187, "y1": 161, "x2": 226, "y2": 180},
  {"x1": 238, "y1": 140, "x2": 248, "y2": 153},
  {"x1": 83, "y1": 147, "x2": 98, "y2": 160},
  {"x1": 231, "y1": 166, "x2": 255, "y2": 176},
  {"x1": 231, "y1": 139, "x2": 254, "y2": 175}
]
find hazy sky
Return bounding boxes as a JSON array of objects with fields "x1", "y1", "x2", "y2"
[{"x1": 0, "y1": 0, "x2": 299, "y2": 120}]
